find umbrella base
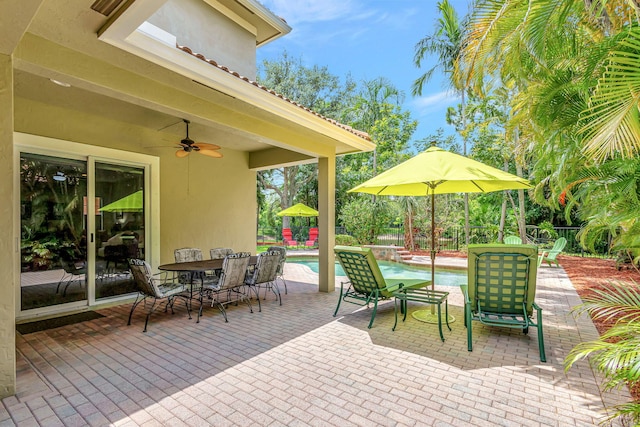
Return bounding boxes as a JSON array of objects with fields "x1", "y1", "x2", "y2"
[{"x1": 411, "y1": 309, "x2": 455, "y2": 324}]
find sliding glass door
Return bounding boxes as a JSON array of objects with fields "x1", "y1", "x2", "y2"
[
  {"x1": 20, "y1": 153, "x2": 88, "y2": 310},
  {"x1": 95, "y1": 162, "x2": 145, "y2": 300},
  {"x1": 19, "y1": 150, "x2": 149, "y2": 313}
]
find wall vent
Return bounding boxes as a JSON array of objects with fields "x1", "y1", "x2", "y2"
[{"x1": 91, "y1": 0, "x2": 125, "y2": 16}]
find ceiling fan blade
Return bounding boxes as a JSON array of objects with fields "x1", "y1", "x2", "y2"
[
  {"x1": 175, "y1": 149, "x2": 190, "y2": 158},
  {"x1": 193, "y1": 142, "x2": 221, "y2": 150},
  {"x1": 198, "y1": 149, "x2": 223, "y2": 158}
]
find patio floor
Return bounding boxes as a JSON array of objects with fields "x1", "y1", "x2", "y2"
[{"x1": 2, "y1": 258, "x2": 631, "y2": 426}]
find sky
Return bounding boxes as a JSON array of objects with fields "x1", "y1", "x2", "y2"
[{"x1": 256, "y1": 0, "x2": 471, "y2": 146}]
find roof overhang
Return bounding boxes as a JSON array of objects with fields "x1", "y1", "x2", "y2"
[{"x1": 97, "y1": 0, "x2": 374, "y2": 158}]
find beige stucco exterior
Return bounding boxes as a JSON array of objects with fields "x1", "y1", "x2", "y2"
[
  {"x1": 148, "y1": 0, "x2": 258, "y2": 78},
  {"x1": 1, "y1": 0, "x2": 375, "y2": 397}
]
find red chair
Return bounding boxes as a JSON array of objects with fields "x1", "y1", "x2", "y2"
[
  {"x1": 305, "y1": 228, "x2": 318, "y2": 247},
  {"x1": 282, "y1": 228, "x2": 297, "y2": 247}
]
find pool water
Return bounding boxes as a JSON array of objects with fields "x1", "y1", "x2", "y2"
[{"x1": 288, "y1": 257, "x2": 467, "y2": 287}]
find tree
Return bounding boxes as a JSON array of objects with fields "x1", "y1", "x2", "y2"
[
  {"x1": 413, "y1": 0, "x2": 472, "y2": 245},
  {"x1": 257, "y1": 52, "x2": 354, "y2": 228},
  {"x1": 338, "y1": 196, "x2": 394, "y2": 245},
  {"x1": 337, "y1": 78, "x2": 417, "y2": 223},
  {"x1": 455, "y1": 2, "x2": 640, "y2": 421}
]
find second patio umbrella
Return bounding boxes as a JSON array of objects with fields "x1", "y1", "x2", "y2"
[
  {"x1": 349, "y1": 144, "x2": 532, "y2": 323},
  {"x1": 276, "y1": 203, "x2": 319, "y2": 217}
]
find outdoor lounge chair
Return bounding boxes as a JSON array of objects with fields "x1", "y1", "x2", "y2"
[
  {"x1": 462, "y1": 244, "x2": 546, "y2": 362},
  {"x1": 128, "y1": 258, "x2": 190, "y2": 332},
  {"x1": 333, "y1": 245, "x2": 430, "y2": 328},
  {"x1": 282, "y1": 228, "x2": 297, "y2": 247},
  {"x1": 504, "y1": 235, "x2": 522, "y2": 245},
  {"x1": 305, "y1": 227, "x2": 318, "y2": 247},
  {"x1": 538, "y1": 237, "x2": 567, "y2": 267}
]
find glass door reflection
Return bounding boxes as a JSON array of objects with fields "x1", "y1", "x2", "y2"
[
  {"x1": 95, "y1": 163, "x2": 144, "y2": 300},
  {"x1": 20, "y1": 154, "x2": 87, "y2": 310}
]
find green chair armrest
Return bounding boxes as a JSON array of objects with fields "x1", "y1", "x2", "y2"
[{"x1": 460, "y1": 284, "x2": 470, "y2": 303}]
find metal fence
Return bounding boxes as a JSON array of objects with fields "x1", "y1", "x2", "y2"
[{"x1": 258, "y1": 224, "x2": 613, "y2": 258}]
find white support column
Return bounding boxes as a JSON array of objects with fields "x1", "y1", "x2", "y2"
[
  {"x1": 317, "y1": 155, "x2": 335, "y2": 293},
  {"x1": 0, "y1": 53, "x2": 16, "y2": 397}
]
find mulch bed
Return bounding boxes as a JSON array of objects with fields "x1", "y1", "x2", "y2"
[{"x1": 414, "y1": 250, "x2": 640, "y2": 400}]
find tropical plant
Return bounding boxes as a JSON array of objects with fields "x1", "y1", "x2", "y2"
[
  {"x1": 565, "y1": 281, "x2": 640, "y2": 425},
  {"x1": 335, "y1": 234, "x2": 358, "y2": 246},
  {"x1": 338, "y1": 197, "x2": 393, "y2": 245},
  {"x1": 413, "y1": 0, "x2": 471, "y2": 245},
  {"x1": 257, "y1": 52, "x2": 353, "y2": 228}
]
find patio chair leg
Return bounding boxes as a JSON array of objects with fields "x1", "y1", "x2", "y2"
[
  {"x1": 214, "y1": 301, "x2": 228, "y2": 322},
  {"x1": 127, "y1": 294, "x2": 144, "y2": 326},
  {"x1": 367, "y1": 292, "x2": 379, "y2": 329},
  {"x1": 271, "y1": 281, "x2": 282, "y2": 306},
  {"x1": 333, "y1": 283, "x2": 345, "y2": 317},
  {"x1": 143, "y1": 314, "x2": 151, "y2": 332},
  {"x1": 465, "y1": 306, "x2": 473, "y2": 352},
  {"x1": 182, "y1": 296, "x2": 192, "y2": 320},
  {"x1": 249, "y1": 286, "x2": 262, "y2": 312},
  {"x1": 235, "y1": 289, "x2": 254, "y2": 314},
  {"x1": 535, "y1": 305, "x2": 546, "y2": 362},
  {"x1": 62, "y1": 279, "x2": 74, "y2": 297}
]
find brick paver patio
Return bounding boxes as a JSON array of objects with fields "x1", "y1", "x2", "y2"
[{"x1": 1, "y1": 258, "x2": 630, "y2": 426}]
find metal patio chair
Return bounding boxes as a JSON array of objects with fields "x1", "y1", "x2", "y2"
[
  {"x1": 127, "y1": 258, "x2": 190, "y2": 332},
  {"x1": 462, "y1": 244, "x2": 546, "y2": 362},
  {"x1": 333, "y1": 245, "x2": 430, "y2": 329}
]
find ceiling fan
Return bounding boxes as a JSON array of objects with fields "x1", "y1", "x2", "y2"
[{"x1": 175, "y1": 119, "x2": 223, "y2": 158}]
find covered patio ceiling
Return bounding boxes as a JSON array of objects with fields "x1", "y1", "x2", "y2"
[{"x1": 8, "y1": 0, "x2": 374, "y2": 169}]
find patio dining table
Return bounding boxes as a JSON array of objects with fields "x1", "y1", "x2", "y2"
[{"x1": 158, "y1": 256, "x2": 258, "y2": 321}]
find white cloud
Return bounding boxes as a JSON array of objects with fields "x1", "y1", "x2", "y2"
[
  {"x1": 260, "y1": 0, "x2": 358, "y2": 24},
  {"x1": 411, "y1": 91, "x2": 459, "y2": 115}
]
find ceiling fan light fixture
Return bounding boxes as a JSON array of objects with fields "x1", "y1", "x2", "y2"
[{"x1": 174, "y1": 119, "x2": 223, "y2": 159}]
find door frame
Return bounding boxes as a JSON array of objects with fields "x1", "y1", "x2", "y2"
[{"x1": 14, "y1": 132, "x2": 160, "y2": 321}]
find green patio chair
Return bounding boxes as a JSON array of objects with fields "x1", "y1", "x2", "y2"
[
  {"x1": 334, "y1": 245, "x2": 430, "y2": 328},
  {"x1": 504, "y1": 235, "x2": 522, "y2": 245},
  {"x1": 461, "y1": 244, "x2": 546, "y2": 362},
  {"x1": 538, "y1": 237, "x2": 567, "y2": 267}
]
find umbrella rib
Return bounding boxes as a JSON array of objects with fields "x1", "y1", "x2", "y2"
[{"x1": 471, "y1": 181, "x2": 485, "y2": 192}]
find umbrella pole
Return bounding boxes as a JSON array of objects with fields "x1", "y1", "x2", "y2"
[
  {"x1": 430, "y1": 192, "x2": 436, "y2": 292},
  {"x1": 412, "y1": 192, "x2": 455, "y2": 325}
]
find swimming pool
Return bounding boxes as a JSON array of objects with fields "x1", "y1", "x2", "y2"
[{"x1": 288, "y1": 257, "x2": 467, "y2": 287}]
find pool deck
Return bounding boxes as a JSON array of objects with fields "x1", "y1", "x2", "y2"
[{"x1": 3, "y1": 252, "x2": 630, "y2": 426}]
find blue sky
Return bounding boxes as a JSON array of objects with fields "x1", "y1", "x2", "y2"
[{"x1": 257, "y1": 0, "x2": 471, "y2": 146}]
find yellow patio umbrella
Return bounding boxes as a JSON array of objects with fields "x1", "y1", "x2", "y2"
[
  {"x1": 349, "y1": 144, "x2": 532, "y2": 323},
  {"x1": 276, "y1": 203, "x2": 319, "y2": 217}
]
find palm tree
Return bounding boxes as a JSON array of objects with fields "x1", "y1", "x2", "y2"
[
  {"x1": 565, "y1": 282, "x2": 640, "y2": 425},
  {"x1": 345, "y1": 77, "x2": 402, "y2": 176},
  {"x1": 413, "y1": 0, "x2": 473, "y2": 245}
]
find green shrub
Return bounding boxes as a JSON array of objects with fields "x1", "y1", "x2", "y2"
[
  {"x1": 335, "y1": 234, "x2": 358, "y2": 246},
  {"x1": 339, "y1": 197, "x2": 394, "y2": 245}
]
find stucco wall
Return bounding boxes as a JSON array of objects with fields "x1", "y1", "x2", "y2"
[
  {"x1": 160, "y1": 149, "x2": 256, "y2": 264},
  {"x1": 0, "y1": 53, "x2": 16, "y2": 398},
  {"x1": 148, "y1": 0, "x2": 257, "y2": 79}
]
